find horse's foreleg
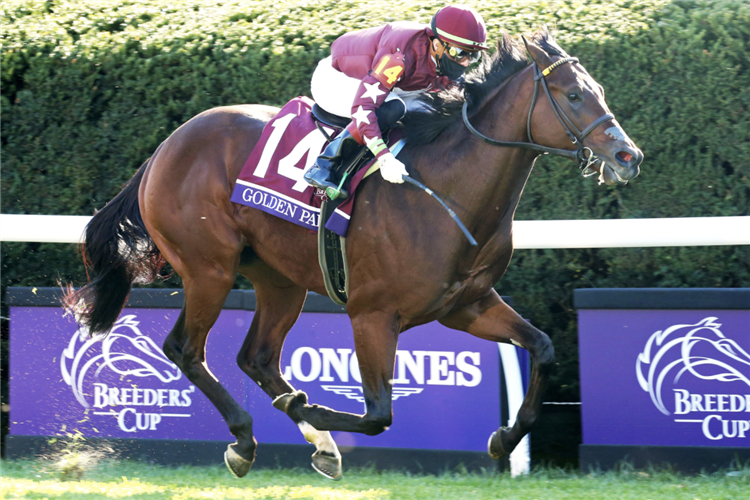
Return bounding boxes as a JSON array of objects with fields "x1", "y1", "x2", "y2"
[
  {"x1": 440, "y1": 290, "x2": 555, "y2": 460},
  {"x1": 273, "y1": 311, "x2": 397, "y2": 436},
  {"x1": 162, "y1": 274, "x2": 257, "y2": 478},
  {"x1": 235, "y1": 263, "x2": 342, "y2": 480}
]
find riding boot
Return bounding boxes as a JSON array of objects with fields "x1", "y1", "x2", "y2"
[{"x1": 304, "y1": 130, "x2": 361, "y2": 198}]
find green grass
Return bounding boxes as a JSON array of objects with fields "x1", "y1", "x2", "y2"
[{"x1": 1, "y1": 459, "x2": 748, "y2": 500}]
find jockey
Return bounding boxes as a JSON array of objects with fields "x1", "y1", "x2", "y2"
[{"x1": 304, "y1": 5, "x2": 488, "y2": 195}]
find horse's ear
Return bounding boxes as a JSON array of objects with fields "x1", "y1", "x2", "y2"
[
  {"x1": 521, "y1": 35, "x2": 536, "y2": 62},
  {"x1": 521, "y1": 35, "x2": 532, "y2": 53},
  {"x1": 522, "y1": 35, "x2": 553, "y2": 67}
]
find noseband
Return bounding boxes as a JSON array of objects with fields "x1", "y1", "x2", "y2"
[{"x1": 462, "y1": 57, "x2": 614, "y2": 176}]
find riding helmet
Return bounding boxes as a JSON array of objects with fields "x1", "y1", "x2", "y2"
[{"x1": 430, "y1": 5, "x2": 489, "y2": 51}]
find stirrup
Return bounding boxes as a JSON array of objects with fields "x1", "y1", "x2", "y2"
[
  {"x1": 325, "y1": 187, "x2": 347, "y2": 200},
  {"x1": 306, "y1": 169, "x2": 347, "y2": 199},
  {"x1": 325, "y1": 172, "x2": 349, "y2": 200},
  {"x1": 304, "y1": 165, "x2": 337, "y2": 189}
]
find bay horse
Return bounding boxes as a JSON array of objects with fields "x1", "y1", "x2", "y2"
[{"x1": 64, "y1": 28, "x2": 642, "y2": 479}]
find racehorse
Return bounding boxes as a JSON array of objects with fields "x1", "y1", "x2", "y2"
[{"x1": 64, "y1": 28, "x2": 642, "y2": 479}]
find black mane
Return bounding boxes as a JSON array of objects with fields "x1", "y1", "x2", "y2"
[{"x1": 402, "y1": 26, "x2": 567, "y2": 145}]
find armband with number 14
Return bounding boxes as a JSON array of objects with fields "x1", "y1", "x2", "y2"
[{"x1": 370, "y1": 52, "x2": 405, "y2": 90}]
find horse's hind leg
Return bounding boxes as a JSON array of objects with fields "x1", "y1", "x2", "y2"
[
  {"x1": 161, "y1": 268, "x2": 257, "y2": 478},
  {"x1": 235, "y1": 260, "x2": 342, "y2": 480},
  {"x1": 440, "y1": 290, "x2": 555, "y2": 461}
]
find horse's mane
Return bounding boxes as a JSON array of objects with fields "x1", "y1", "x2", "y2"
[{"x1": 402, "y1": 26, "x2": 568, "y2": 145}]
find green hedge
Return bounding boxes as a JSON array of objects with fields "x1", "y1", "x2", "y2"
[{"x1": 2, "y1": 0, "x2": 749, "y2": 404}]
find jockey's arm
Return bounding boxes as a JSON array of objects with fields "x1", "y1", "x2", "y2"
[{"x1": 345, "y1": 52, "x2": 409, "y2": 183}]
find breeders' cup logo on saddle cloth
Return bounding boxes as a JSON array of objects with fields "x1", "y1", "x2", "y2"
[
  {"x1": 282, "y1": 347, "x2": 483, "y2": 403},
  {"x1": 636, "y1": 317, "x2": 750, "y2": 441},
  {"x1": 61, "y1": 315, "x2": 194, "y2": 433}
]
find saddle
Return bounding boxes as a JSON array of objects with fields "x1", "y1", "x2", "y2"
[{"x1": 311, "y1": 103, "x2": 349, "y2": 130}]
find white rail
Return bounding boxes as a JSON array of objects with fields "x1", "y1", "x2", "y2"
[
  {"x1": 511, "y1": 216, "x2": 750, "y2": 248},
  {"x1": 1, "y1": 214, "x2": 749, "y2": 248},
  {"x1": 1, "y1": 215, "x2": 91, "y2": 244}
]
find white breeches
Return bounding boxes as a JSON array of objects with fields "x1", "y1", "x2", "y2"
[{"x1": 311, "y1": 56, "x2": 425, "y2": 118}]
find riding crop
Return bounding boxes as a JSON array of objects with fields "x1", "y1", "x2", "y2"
[{"x1": 402, "y1": 176, "x2": 478, "y2": 246}]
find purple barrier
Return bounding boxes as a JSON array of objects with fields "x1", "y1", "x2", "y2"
[
  {"x1": 9, "y1": 288, "x2": 525, "y2": 455},
  {"x1": 576, "y1": 288, "x2": 750, "y2": 471}
]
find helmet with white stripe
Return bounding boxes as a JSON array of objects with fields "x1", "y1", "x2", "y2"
[{"x1": 430, "y1": 5, "x2": 488, "y2": 52}]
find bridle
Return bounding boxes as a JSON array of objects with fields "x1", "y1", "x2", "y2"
[{"x1": 462, "y1": 56, "x2": 615, "y2": 177}]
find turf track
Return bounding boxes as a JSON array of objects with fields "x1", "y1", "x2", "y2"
[{"x1": 2, "y1": 459, "x2": 748, "y2": 499}]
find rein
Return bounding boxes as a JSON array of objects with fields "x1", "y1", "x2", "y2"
[{"x1": 462, "y1": 57, "x2": 614, "y2": 176}]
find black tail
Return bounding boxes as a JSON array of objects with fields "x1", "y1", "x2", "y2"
[{"x1": 62, "y1": 160, "x2": 165, "y2": 336}]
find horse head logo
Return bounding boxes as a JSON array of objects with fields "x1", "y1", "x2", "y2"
[
  {"x1": 61, "y1": 315, "x2": 181, "y2": 408},
  {"x1": 636, "y1": 317, "x2": 750, "y2": 415}
]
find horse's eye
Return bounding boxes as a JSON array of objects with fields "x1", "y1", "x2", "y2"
[{"x1": 568, "y1": 92, "x2": 581, "y2": 102}]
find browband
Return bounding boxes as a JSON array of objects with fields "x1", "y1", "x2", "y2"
[{"x1": 540, "y1": 57, "x2": 579, "y2": 77}]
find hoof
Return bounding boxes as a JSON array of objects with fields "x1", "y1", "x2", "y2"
[
  {"x1": 311, "y1": 450, "x2": 342, "y2": 481},
  {"x1": 272, "y1": 391, "x2": 308, "y2": 414},
  {"x1": 488, "y1": 427, "x2": 513, "y2": 460},
  {"x1": 224, "y1": 444, "x2": 255, "y2": 478}
]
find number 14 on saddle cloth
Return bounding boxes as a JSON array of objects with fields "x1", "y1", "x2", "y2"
[{"x1": 230, "y1": 96, "x2": 405, "y2": 236}]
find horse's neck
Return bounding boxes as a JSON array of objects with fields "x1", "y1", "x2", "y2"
[{"x1": 452, "y1": 66, "x2": 540, "y2": 242}]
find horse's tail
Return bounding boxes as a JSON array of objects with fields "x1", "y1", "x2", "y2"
[{"x1": 62, "y1": 160, "x2": 166, "y2": 336}]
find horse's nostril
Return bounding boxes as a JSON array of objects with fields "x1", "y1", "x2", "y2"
[{"x1": 617, "y1": 151, "x2": 633, "y2": 164}]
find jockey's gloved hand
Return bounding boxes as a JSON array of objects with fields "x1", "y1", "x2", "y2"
[{"x1": 378, "y1": 152, "x2": 408, "y2": 184}]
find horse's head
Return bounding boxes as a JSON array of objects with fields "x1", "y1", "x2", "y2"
[{"x1": 522, "y1": 30, "x2": 643, "y2": 185}]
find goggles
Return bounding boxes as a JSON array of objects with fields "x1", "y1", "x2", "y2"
[{"x1": 444, "y1": 43, "x2": 482, "y2": 64}]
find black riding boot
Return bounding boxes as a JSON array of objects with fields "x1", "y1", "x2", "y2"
[
  {"x1": 304, "y1": 130, "x2": 361, "y2": 196},
  {"x1": 305, "y1": 99, "x2": 406, "y2": 198}
]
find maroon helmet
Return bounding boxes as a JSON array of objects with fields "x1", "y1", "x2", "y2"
[{"x1": 430, "y1": 5, "x2": 489, "y2": 52}]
